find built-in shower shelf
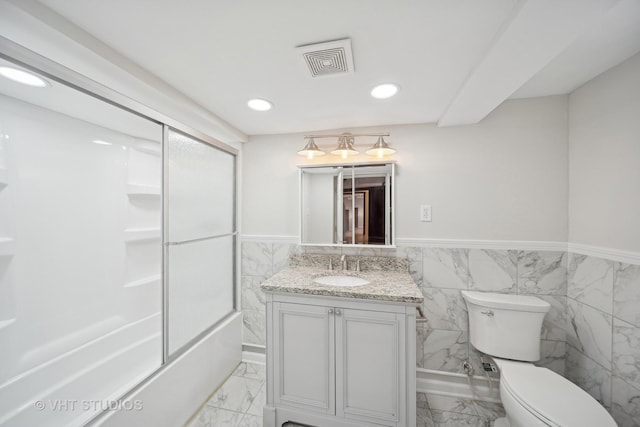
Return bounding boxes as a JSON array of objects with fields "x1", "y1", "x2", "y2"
[
  {"x1": 124, "y1": 274, "x2": 161, "y2": 288},
  {"x1": 124, "y1": 228, "x2": 161, "y2": 242},
  {"x1": 0, "y1": 237, "x2": 15, "y2": 256},
  {"x1": 0, "y1": 167, "x2": 7, "y2": 187},
  {"x1": 132, "y1": 139, "x2": 161, "y2": 156},
  {"x1": 127, "y1": 184, "x2": 161, "y2": 197},
  {"x1": 0, "y1": 318, "x2": 16, "y2": 330}
]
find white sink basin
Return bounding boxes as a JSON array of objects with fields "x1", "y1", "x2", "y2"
[{"x1": 313, "y1": 275, "x2": 370, "y2": 287}]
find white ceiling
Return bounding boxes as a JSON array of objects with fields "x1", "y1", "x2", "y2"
[{"x1": 29, "y1": 0, "x2": 640, "y2": 135}]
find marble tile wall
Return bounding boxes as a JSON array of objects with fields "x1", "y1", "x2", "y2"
[
  {"x1": 418, "y1": 248, "x2": 568, "y2": 376},
  {"x1": 566, "y1": 253, "x2": 640, "y2": 427},
  {"x1": 241, "y1": 240, "x2": 640, "y2": 425},
  {"x1": 240, "y1": 241, "x2": 300, "y2": 346},
  {"x1": 241, "y1": 241, "x2": 567, "y2": 378}
]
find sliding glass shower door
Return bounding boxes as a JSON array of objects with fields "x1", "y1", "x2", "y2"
[{"x1": 166, "y1": 128, "x2": 236, "y2": 355}]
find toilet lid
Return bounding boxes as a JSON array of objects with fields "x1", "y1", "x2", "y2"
[{"x1": 500, "y1": 363, "x2": 617, "y2": 427}]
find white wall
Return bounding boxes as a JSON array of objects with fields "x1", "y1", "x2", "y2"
[
  {"x1": 568, "y1": 52, "x2": 640, "y2": 253},
  {"x1": 243, "y1": 96, "x2": 569, "y2": 243}
]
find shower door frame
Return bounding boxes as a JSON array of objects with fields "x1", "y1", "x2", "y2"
[{"x1": 0, "y1": 34, "x2": 240, "y2": 419}]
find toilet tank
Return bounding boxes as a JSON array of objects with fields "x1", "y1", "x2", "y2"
[{"x1": 461, "y1": 291, "x2": 550, "y2": 362}]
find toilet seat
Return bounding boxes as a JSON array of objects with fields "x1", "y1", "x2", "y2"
[{"x1": 498, "y1": 360, "x2": 617, "y2": 427}]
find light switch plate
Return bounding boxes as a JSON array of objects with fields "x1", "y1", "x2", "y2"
[{"x1": 420, "y1": 204, "x2": 432, "y2": 222}]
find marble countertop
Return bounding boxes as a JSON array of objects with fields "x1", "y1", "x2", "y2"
[{"x1": 260, "y1": 266, "x2": 424, "y2": 304}]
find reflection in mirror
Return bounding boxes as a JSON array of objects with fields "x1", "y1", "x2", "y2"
[{"x1": 300, "y1": 163, "x2": 394, "y2": 246}]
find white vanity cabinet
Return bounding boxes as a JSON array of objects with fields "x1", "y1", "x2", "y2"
[{"x1": 263, "y1": 292, "x2": 417, "y2": 427}]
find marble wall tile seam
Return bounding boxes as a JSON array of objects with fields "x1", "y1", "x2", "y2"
[
  {"x1": 566, "y1": 341, "x2": 612, "y2": 375},
  {"x1": 567, "y1": 295, "x2": 613, "y2": 318}
]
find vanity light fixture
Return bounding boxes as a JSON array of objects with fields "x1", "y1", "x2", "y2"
[
  {"x1": 365, "y1": 136, "x2": 396, "y2": 158},
  {"x1": 298, "y1": 132, "x2": 396, "y2": 159},
  {"x1": 0, "y1": 66, "x2": 49, "y2": 88},
  {"x1": 330, "y1": 133, "x2": 359, "y2": 159},
  {"x1": 297, "y1": 137, "x2": 326, "y2": 159},
  {"x1": 247, "y1": 98, "x2": 273, "y2": 111}
]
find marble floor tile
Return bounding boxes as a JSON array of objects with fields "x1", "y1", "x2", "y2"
[
  {"x1": 233, "y1": 362, "x2": 266, "y2": 381},
  {"x1": 245, "y1": 384, "x2": 266, "y2": 416},
  {"x1": 431, "y1": 409, "x2": 484, "y2": 426},
  {"x1": 426, "y1": 393, "x2": 477, "y2": 416},
  {"x1": 206, "y1": 375, "x2": 264, "y2": 413},
  {"x1": 473, "y1": 400, "x2": 506, "y2": 420},
  {"x1": 187, "y1": 406, "x2": 246, "y2": 427},
  {"x1": 237, "y1": 413, "x2": 262, "y2": 426},
  {"x1": 417, "y1": 406, "x2": 436, "y2": 427}
]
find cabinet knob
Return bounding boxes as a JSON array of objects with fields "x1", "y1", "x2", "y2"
[
  {"x1": 335, "y1": 309, "x2": 341, "y2": 315},
  {"x1": 328, "y1": 308, "x2": 334, "y2": 314}
]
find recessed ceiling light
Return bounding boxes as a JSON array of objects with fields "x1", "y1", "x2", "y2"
[
  {"x1": 92, "y1": 140, "x2": 112, "y2": 146},
  {"x1": 247, "y1": 98, "x2": 273, "y2": 111},
  {"x1": 0, "y1": 67, "x2": 49, "y2": 88},
  {"x1": 371, "y1": 83, "x2": 399, "y2": 99}
]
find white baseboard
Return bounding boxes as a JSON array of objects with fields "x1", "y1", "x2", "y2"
[
  {"x1": 416, "y1": 368, "x2": 501, "y2": 403},
  {"x1": 240, "y1": 348, "x2": 501, "y2": 403},
  {"x1": 242, "y1": 347, "x2": 266, "y2": 365}
]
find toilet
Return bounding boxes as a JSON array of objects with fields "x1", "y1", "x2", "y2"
[{"x1": 460, "y1": 290, "x2": 617, "y2": 427}]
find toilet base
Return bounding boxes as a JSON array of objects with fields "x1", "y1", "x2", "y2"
[{"x1": 493, "y1": 417, "x2": 509, "y2": 427}]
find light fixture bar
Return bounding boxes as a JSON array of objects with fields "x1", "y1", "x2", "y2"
[{"x1": 303, "y1": 133, "x2": 390, "y2": 139}]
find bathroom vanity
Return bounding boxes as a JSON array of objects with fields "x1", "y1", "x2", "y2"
[{"x1": 261, "y1": 256, "x2": 423, "y2": 427}]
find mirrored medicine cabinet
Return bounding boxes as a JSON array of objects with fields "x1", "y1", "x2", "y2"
[{"x1": 299, "y1": 162, "x2": 395, "y2": 247}]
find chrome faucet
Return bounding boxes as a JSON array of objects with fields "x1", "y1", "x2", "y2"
[{"x1": 341, "y1": 254, "x2": 347, "y2": 270}]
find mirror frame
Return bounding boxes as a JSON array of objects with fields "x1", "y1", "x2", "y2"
[{"x1": 298, "y1": 161, "x2": 396, "y2": 248}]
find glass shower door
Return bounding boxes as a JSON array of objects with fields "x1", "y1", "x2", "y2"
[{"x1": 166, "y1": 128, "x2": 236, "y2": 356}]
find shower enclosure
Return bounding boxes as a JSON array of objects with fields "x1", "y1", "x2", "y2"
[{"x1": 0, "y1": 44, "x2": 237, "y2": 426}]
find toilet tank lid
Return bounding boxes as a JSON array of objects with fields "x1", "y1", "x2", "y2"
[{"x1": 460, "y1": 291, "x2": 550, "y2": 313}]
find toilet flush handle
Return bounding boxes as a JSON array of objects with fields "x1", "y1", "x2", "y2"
[{"x1": 481, "y1": 310, "x2": 494, "y2": 317}]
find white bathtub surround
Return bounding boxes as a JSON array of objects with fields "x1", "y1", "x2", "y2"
[{"x1": 94, "y1": 313, "x2": 242, "y2": 427}]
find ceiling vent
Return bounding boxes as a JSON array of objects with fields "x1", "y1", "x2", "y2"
[{"x1": 297, "y1": 38, "x2": 354, "y2": 78}]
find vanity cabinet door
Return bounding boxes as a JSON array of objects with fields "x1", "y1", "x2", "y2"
[
  {"x1": 272, "y1": 302, "x2": 335, "y2": 415},
  {"x1": 335, "y1": 308, "x2": 405, "y2": 426}
]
